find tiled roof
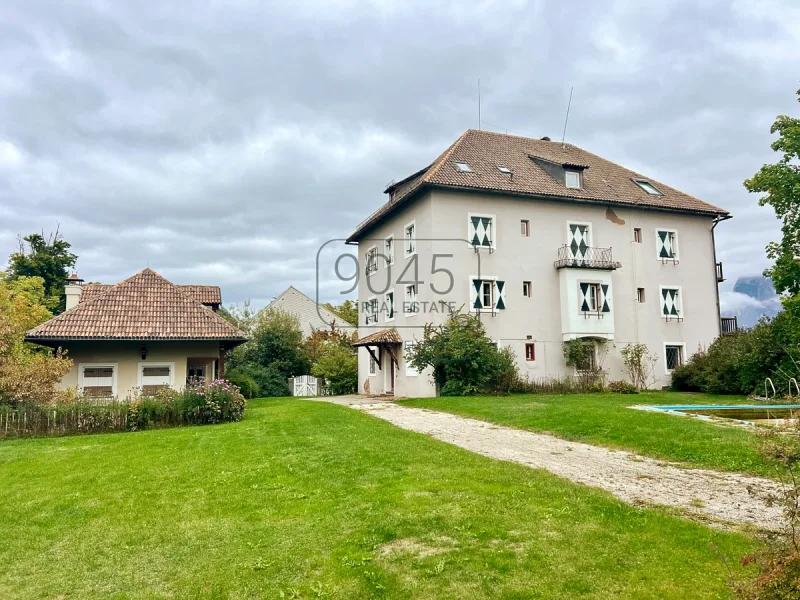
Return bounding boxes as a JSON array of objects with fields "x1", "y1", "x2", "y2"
[
  {"x1": 352, "y1": 327, "x2": 402, "y2": 346},
  {"x1": 26, "y1": 269, "x2": 246, "y2": 342},
  {"x1": 81, "y1": 283, "x2": 221, "y2": 305},
  {"x1": 348, "y1": 129, "x2": 729, "y2": 242}
]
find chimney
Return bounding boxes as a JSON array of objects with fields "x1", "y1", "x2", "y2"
[{"x1": 65, "y1": 273, "x2": 84, "y2": 310}]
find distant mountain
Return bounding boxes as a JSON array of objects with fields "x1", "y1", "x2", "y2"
[{"x1": 719, "y1": 276, "x2": 781, "y2": 328}]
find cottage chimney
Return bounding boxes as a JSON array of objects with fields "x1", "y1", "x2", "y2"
[{"x1": 65, "y1": 273, "x2": 84, "y2": 310}]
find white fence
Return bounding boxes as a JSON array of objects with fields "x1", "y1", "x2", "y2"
[{"x1": 290, "y1": 375, "x2": 322, "y2": 397}]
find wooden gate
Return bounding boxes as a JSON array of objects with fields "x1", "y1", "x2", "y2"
[{"x1": 293, "y1": 375, "x2": 319, "y2": 397}]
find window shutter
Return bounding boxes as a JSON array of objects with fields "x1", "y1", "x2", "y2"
[
  {"x1": 569, "y1": 224, "x2": 589, "y2": 259},
  {"x1": 471, "y1": 279, "x2": 483, "y2": 309},
  {"x1": 662, "y1": 288, "x2": 679, "y2": 315},
  {"x1": 580, "y1": 282, "x2": 591, "y2": 312},
  {"x1": 657, "y1": 231, "x2": 674, "y2": 258},
  {"x1": 495, "y1": 280, "x2": 506, "y2": 309},
  {"x1": 601, "y1": 284, "x2": 611, "y2": 313},
  {"x1": 469, "y1": 217, "x2": 493, "y2": 247}
]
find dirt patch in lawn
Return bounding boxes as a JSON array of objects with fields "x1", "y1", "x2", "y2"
[{"x1": 378, "y1": 537, "x2": 454, "y2": 558}]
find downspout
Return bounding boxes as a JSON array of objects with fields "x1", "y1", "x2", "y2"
[{"x1": 711, "y1": 214, "x2": 733, "y2": 337}]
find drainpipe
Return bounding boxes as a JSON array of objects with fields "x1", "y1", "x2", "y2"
[{"x1": 711, "y1": 214, "x2": 733, "y2": 337}]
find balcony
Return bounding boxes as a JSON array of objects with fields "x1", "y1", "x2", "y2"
[
  {"x1": 554, "y1": 245, "x2": 621, "y2": 271},
  {"x1": 721, "y1": 316, "x2": 738, "y2": 335},
  {"x1": 716, "y1": 262, "x2": 725, "y2": 282}
]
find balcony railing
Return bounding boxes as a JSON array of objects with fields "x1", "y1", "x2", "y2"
[
  {"x1": 716, "y1": 262, "x2": 725, "y2": 282},
  {"x1": 721, "y1": 316, "x2": 738, "y2": 335},
  {"x1": 554, "y1": 245, "x2": 621, "y2": 270}
]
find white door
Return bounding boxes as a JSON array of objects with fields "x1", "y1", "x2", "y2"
[{"x1": 293, "y1": 375, "x2": 318, "y2": 397}]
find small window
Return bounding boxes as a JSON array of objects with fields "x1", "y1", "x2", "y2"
[
  {"x1": 633, "y1": 178, "x2": 662, "y2": 195},
  {"x1": 481, "y1": 281, "x2": 494, "y2": 309},
  {"x1": 657, "y1": 230, "x2": 678, "y2": 260},
  {"x1": 637, "y1": 288, "x2": 646, "y2": 303},
  {"x1": 582, "y1": 283, "x2": 601, "y2": 312},
  {"x1": 633, "y1": 228, "x2": 642, "y2": 243},
  {"x1": 565, "y1": 170, "x2": 582, "y2": 189},
  {"x1": 139, "y1": 363, "x2": 172, "y2": 396},
  {"x1": 574, "y1": 343, "x2": 597, "y2": 372},
  {"x1": 455, "y1": 162, "x2": 473, "y2": 173},
  {"x1": 520, "y1": 219, "x2": 530, "y2": 236},
  {"x1": 384, "y1": 236, "x2": 394, "y2": 265},
  {"x1": 525, "y1": 343, "x2": 536, "y2": 361},
  {"x1": 497, "y1": 166, "x2": 513, "y2": 175},
  {"x1": 665, "y1": 345, "x2": 684, "y2": 371},
  {"x1": 385, "y1": 291, "x2": 395, "y2": 321},
  {"x1": 365, "y1": 297, "x2": 379, "y2": 325},
  {"x1": 405, "y1": 284, "x2": 419, "y2": 315},
  {"x1": 469, "y1": 214, "x2": 494, "y2": 248},
  {"x1": 365, "y1": 247, "x2": 378, "y2": 275},
  {"x1": 660, "y1": 287, "x2": 682, "y2": 318},
  {"x1": 368, "y1": 351, "x2": 377, "y2": 375},
  {"x1": 523, "y1": 281, "x2": 531, "y2": 297},
  {"x1": 405, "y1": 341, "x2": 418, "y2": 376},
  {"x1": 81, "y1": 365, "x2": 116, "y2": 398},
  {"x1": 404, "y1": 222, "x2": 416, "y2": 256}
]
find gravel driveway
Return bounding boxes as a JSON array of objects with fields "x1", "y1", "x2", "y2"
[{"x1": 320, "y1": 397, "x2": 786, "y2": 531}]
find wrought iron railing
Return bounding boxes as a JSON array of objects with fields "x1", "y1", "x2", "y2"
[
  {"x1": 716, "y1": 262, "x2": 725, "y2": 282},
  {"x1": 721, "y1": 316, "x2": 738, "y2": 335},
  {"x1": 554, "y1": 245, "x2": 621, "y2": 270}
]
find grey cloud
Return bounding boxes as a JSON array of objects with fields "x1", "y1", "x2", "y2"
[{"x1": 0, "y1": 0, "x2": 797, "y2": 308}]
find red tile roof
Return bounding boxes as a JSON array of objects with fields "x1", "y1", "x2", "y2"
[
  {"x1": 81, "y1": 283, "x2": 221, "y2": 305},
  {"x1": 26, "y1": 269, "x2": 246, "y2": 342},
  {"x1": 352, "y1": 328, "x2": 403, "y2": 346},
  {"x1": 348, "y1": 129, "x2": 729, "y2": 242}
]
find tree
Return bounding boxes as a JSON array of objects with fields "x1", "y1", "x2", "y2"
[
  {"x1": 620, "y1": 343, "x2": 658, "y2": 390},
  {"x1": 323, "y1": 299, "x2": 358, "y2": 327},
  {"x1": 7, "y1": 230, "x2": 78, "y2": 312},
  {"x1": 744, "y1": 88, "x2": 800, "y2": 296},
  {"x1": 0, "y1": 275, "x2": 72, "y2": 405},
  {"x1": 407, "y1": 310, "x2": 512, "y2": 396},
  {"x1": 312, "y1": 343, "x2": 358, "y2": 395}
]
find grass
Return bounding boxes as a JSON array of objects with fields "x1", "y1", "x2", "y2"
[
  {"x1": 401, "y1": 391, "x2": 778, "y2": 478},
  {"x1": 0, "y1": 397, "x2": 754, "y2": 599}
]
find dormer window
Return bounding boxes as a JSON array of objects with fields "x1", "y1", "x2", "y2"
[
  {"x1": 565, "y1": 169, "x2": 582, "y2": 189},
  {"x1": 455, "y1": 162, "x2": 473, "y2": 173},
  {"x1": 633, "y1": 178, "x2": 662, "y2": 195}
]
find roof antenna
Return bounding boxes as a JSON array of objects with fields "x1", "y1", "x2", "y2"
[
  {"x1": 561, "y1": 86, "x2": 573, "y2": 148},
  {"x1": 478, "y1": 78, "x2": 481, "y2": 130}
]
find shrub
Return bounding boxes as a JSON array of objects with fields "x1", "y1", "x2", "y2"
[
  {"x1": 230, "y1": 363, "x2": 289, "y2": 397},
  {"x1": 226, "y1": 373, "x2": 258, "y2": 399},
  {"x1": 562, "y1": 338, "x2": 607, "y2": 387},
  {"x1": 620, "y1": 343, "x2": 658, "y2": 390},
  {"x1": 312, "y1": 343, "x2": 357, "y2": 395},
  {"x1": 608, "y1": 380, "x2": 638, "y2": 394}
]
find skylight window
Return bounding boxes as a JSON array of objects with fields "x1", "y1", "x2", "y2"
[
  {"x1": 455, "y1": 162, "x2": 474, "y2": 173},
  {"x1": 633, "y1": 178, "x2": 662, "y2": 196},
  {"x1": 565, "y1": 169, "x2": 582, "y2": 189},
  {"x1": 497, "y1": 166, "x2": 513, "y2": 175}
]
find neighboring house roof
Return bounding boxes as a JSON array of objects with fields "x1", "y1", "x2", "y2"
[
  {"x1": 348, "y1": 129, "x2": 729, "y2": 242},
  {"x1": 25, "y1": 268, "x2": 246, "y2": 343},
  {"x1": 352, "y1": 328, "x2": 402, "y2": 346},
  {"x1": 267, "y1": 286, "x2": 355, "y2": 338},
  {"x1": 80, "y1": 283, "x2": 221, "y2": 306}
]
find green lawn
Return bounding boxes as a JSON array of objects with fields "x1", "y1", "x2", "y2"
[
  {"x1": 401, "y1": 391, "x2": 777, "y2": 478},
  {"x1": 0, "y1": 398, "x2": 753, "y2": 599}
]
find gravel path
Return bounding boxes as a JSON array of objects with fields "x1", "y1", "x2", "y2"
[{"x1": 321, "y1": 397, "x2": 786, "y2": 531}]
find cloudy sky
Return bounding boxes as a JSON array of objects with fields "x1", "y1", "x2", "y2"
[{"x1": 0, "y1": 0, "x2": 797, "y2": 311}]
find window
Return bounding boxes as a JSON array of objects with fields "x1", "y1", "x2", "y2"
[
  {"x1": 368, "y1": 351, "x2": 377, "y2": 376},
  {"x1": 365, "y1": 297, "x2": 379, "y2": 324},
  {"x1": 665, "y1": 345, "x2": 685, "y2": 372},
  {"x1": 565, "y1": 169, "x2": 582, "y2": 189},
  {"x1": 567, "y1": 223, "x2": 591, "y2": 260},
  {"x1": 633, "y1": 228, "x2": 642, "y2": 243},
  {"x1": 384, "y1": 236, "x2": 394, "y2": 265},
  {"x1": 138, "y1": 362, "x2": 174, "y2": 396},
  {"x1": 481, "y1": 280, "x2": 493, "y2": 309},
  {"x1": 523, "y1": 281, "x2": 531, "y2": 297},
  {"x1": 404, "y1": 222, "x2": 416, "y2": 256},
  {"x1": 525, "y1": 343, "x2": 536, "y2": 361},
  {"x1": 471, "y1": 278, "x2": 506, "y2": 311},
  {"x1": 455, "y1": 161, "x2": 473, "y2": 173},
  {"x1": 468, "y1": 213, "x2": 495, "y2": 248},
  {"x1": 405, "y1": 284, "x2": 419, "y2": 315},
  {"x1": 633, "y1": 178, "x2": 662, "y2": 195},
  {"x1": 520, "y1": 219, "x2": 530, "y2": 236},
  {"x1": 660, "y1": 286, "x2": 682, "y2": 318},
  {"x1": 637, "y1": 287, "x2": 646, "y2": 303},
  {"x1": 385, "y1": 291, "x2": 395, "y2": 321},
  {"x1": 656, "y1": 229, "x2": 678, "y2": 260},
  {"x1": 582, "y1": 283, "x2": 600, "y2": 312},
  {"x1": 580, "y1": 282, "x2": 610, "y2": 314},
  {"x1": 577, "y1": 347, "x2": 597, "y2": 372},
  {"x1": 79, "y1": 364, "x2": 117, "y2": 398},
  {"x1": 405, "y1": 341, "x2": 418, "y2": 376},
  {"x1": 365, "y1": 247, "x2": 378, "y2": 275},
  {"x1": 497, "y1": 166, "x2": 513, "y2": 175}
]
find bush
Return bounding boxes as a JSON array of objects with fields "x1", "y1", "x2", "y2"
[
  {"x1": 225, "y1": 373, "x2": 258, "y2": 399},
  {"x1": 311, "y1": 343, "x2": 357, "y2": 395},
  {"x1": 620, "y1": 343, "x2": 658, "y2": 390},
  {"x1": 608, "y1": 380, "x2": 638, "y2": 394},
  {"x1": 0, "y1": 380, "x2": 246, "y2": 439},
  {"x1": 230, "y1": 363, "x2": 289, "y2": 397}
]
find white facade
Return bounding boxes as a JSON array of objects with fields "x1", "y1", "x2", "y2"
[{"x1": 353, "y1": 189, "x2": 724, "y2": 397}]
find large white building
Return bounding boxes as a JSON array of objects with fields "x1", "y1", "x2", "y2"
[{"x1": 347, "y1": 129, "x2": 732, "y2": 397}]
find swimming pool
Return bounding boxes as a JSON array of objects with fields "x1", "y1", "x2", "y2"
[{"x1": 639, "y1": 404, "x2": 800, "y2": 426}]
